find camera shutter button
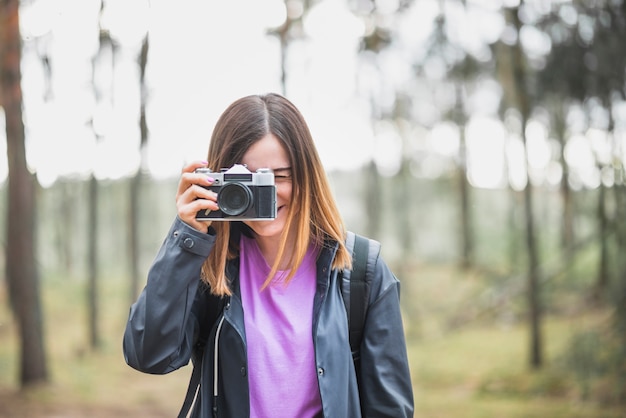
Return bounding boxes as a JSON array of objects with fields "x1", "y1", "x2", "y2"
[{"x1": 183, "y1": 237, "x2": 194, "y2": 249}]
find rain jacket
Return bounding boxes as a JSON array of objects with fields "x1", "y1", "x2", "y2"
[{"x1": 123, "y1": 217, "x2": 414, "y2": 417}]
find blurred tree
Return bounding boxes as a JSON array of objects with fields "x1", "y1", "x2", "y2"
[
  {"x1": 423, "y1": 0, "x2": 491, "y2": 270},
  {"x1": 615, "y1": 162, "x2": 626, "y2": 403},
  {"x1": 268, "y1": 0, "x2": 312, "y2": 95},
  {"x1": 610, "y1": 177, "x2": 626, "y2": 403},
  {"x1": 539, "y1": 0, "x2": 626, "y2": 387},
  {"x1": 581, "y1": 3, "x2": 626, "y2": 299},
  {"x1": 129, "y1": 32, "x2": 149, "y2": 304},
  {"x1": 355, "y1": 16, "x2": 388, "y2": 242},
  {"x1": 56, "y1": 181, "x2": 76, "y2": 274},
  {"x1": 501, "y1": 3, "x2": 544, "y2": 369},
  {"x1": 87, "y1": 166, "x2": 99, "y2": 350},
  {"x1": 391, "y1": 94, "x2": 415, "y2": 261},
  {"x1": 538, "y1": 0, "x2": 626, "y2": 299},
  {"x1": 363, "y1": 160, "x2": 381, "y2": 239},
  {"x1": 536, "y1": 7, "x2": 585, "y2": 266},
  {"x1": 351, "y1": 0, "x2": 413, "y2": 248},
  {"x1": 0, "y1": 0, "x2": 49, "y2": 385},
  {"x1": 575, "y1": 0, "x2": 626, "y2": 395},
  {"x1": 86, "y1": 0, "x2": 116, "y2": 350}
]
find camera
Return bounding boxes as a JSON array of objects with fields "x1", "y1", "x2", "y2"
[{"x1": 195, "y1": 164, "x2": 277, "y2": 221}]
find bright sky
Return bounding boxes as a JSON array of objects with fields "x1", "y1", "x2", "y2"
[{"x1": 1, "y1": 0, "x2": 621, "y2": 190}]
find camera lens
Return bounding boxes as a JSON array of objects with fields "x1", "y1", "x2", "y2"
[{"x1": 218, "y1": 183, "x2": 253, "y2": 217}]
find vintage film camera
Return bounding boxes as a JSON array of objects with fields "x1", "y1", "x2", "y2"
[{"x1": 195, "y1": 164, "x2": 277, "y2": 221}]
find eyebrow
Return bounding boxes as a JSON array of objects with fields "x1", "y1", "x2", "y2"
[{"x1": 272, "y1": 167, "x2": 291, "y2": 173}]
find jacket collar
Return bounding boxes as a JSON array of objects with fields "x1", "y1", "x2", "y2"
[
  {"x1": 226, "y1": 236, "x2": 340, "y2": 296},
  {"x1": 315, "y1": 238, "x2": 339, "y2": 297}
]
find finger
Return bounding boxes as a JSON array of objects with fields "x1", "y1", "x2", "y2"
[
  {"x1": 181, "y1": 160, "x2": 209, "y2": 174},
  {"x1": 180, "y1": 196, "x2": 218, "y2": 215},
  {"x1": 176, "y1": 185, "x2": 218, "y2": 220},
  {"x1": 178, "y1": 195, "x2": 219, "y2": 227},
  {"x1": 178, "y1": 160, "x2": 210, "y2": 193},
  {"x1": 177, "y1": 183, "x2": 217, "y2": 205},
  {"x1": 176, "y1": 168, "x2": 215, "y2": 198}
]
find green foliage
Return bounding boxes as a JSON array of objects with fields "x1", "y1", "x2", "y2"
[
  {"x1": 562, "y1": 327, "x2": 626, "y2": 405},
  {"x1": 408, "y1": 311, "x2": 625, "y2": 417},
  {"x1": 478, "y1": 368, "x2": 573, "y2": 399},
  {"x1": 401, "y1": 237, "x2": 625, "y2": 414}
]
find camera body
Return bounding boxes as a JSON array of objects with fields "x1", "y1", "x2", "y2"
[{"x1": 195, "y1": 164, "x2": 277, "y2": 221}]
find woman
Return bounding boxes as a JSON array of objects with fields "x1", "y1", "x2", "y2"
[{"x1": 123, "y1": 93, "x2": 414, "y2": 417}]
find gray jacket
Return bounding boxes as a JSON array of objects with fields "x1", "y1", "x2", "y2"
[{"x1": 123, "y1": 217, "x2": 414, "y2": 417}]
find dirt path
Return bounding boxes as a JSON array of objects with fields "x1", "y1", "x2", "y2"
[{"x1": 0, "y1": 387, "x2": 176, "y2": 417}]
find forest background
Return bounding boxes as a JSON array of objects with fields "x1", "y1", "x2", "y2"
[{"x1": 1, "y1": 0, "x2": 626, "y2": 416}]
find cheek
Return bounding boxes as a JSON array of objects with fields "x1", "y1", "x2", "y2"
[{"x1": 276, "y1": 183, "x2": 292, "y2": 202}]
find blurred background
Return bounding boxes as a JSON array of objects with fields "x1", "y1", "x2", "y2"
[{"x1": 1, "y1": 0, "x2": 625, "y2": 416}]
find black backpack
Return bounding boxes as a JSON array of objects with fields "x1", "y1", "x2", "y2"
[{"x1": 178, "y1": 231, "x2": 379, "y2": 417}]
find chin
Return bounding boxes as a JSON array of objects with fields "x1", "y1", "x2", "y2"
[
  {"x1": 247, "y1": 222, "x2": 285, "y2": 239},
  {"x1": 245, "y1": 205, "x2": 288, "y2": 238}
]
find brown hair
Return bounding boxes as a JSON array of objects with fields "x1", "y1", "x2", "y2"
[{"x1": 202, "y1": 93, "x2": 352, "y2": 295}]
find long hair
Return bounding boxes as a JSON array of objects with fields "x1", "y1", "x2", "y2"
[{"x1": 202, "y1": 93, "x2": 352, "y2": 295}]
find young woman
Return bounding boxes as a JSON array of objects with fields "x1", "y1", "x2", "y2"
[{"x1": 123, "y1": 93, "x2": 414, "y2": 417}]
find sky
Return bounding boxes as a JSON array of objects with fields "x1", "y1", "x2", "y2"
[{"x1": 1, "y1": 0, "x2": 621, "y2": 190}]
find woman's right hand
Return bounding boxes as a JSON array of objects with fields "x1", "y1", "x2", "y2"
[{"x1": 175, "y1": 161, "x2": 219, "y2": 232}]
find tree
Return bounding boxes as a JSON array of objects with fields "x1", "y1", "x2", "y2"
[
  {"x1": 0, "y1": 0, "x2": 48, "y2": 386},
  {"x1": 86, "y1": 0, "x2": 116, "y2": 350},
  {"x1": 351, "y1": 0, "x2": 413, "y2": 246},
  {"x1": 423, "y1": 2, "x2": 489, "y2": 270},
  {"x1": 502, "y1": 4, "x2": 544, "y2": 369},
  {"x1": 267, "y1": 0, "x2": 316, "y2": 95},
  {"x1": 129, "y1": 33, "x2": 149, "y2": 304},
  {"x1": 359, "y1": 0, "x2": 485, "y2": 269},
  {"x1": 87, "y1": 168, "x2": 100, "y2": 349},
  {"x1": 537, "y1": 0, "x2": 626, "y2": 298}
]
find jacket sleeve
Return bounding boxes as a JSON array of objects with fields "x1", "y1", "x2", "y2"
[
  {"x1": 359, "y1": 256, "x2": 414, "y2": 417},
  {"x1": 123, "y1": 217, "x2": 216, "y2": 374}
]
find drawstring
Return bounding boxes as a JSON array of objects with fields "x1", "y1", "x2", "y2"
[{"x1": 212, "y1": 315, "x2": 226, "y2": 418}]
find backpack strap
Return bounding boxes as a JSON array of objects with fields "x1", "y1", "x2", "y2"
[{"x1": 342, "y1": 231, "x2": 380, "y2": 361}]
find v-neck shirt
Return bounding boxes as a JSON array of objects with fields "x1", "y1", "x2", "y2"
[{"x1": 239, "y1": 235, "x2": 322, "y2": 418}]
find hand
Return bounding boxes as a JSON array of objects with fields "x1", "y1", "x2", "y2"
[{"x1": 175, "y1": 161, "x2": 219, "y2": 232}]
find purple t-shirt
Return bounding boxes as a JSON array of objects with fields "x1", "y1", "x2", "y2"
[{"x1": 239, "y1": 235, "x2": 322, "y2": 418}]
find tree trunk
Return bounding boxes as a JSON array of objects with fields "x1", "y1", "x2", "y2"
[
  {"x1": 86, "y1": 0, "x2": 108, "y2": 349},
  {"x1": 87, "y1": 174, "x2": 100, "y2": 349},
  {"x1": 365, "y1": 160, "x2": 381, "y2": 240},
  {"x1": 594, "y1": 100, "x2": 614, "y2": 298},
  {"x1": 129, "y1": 34, "x2": 149, "y2": 303},
  {"x1": 129, "y1": 174, "x2": 140, "y2": 302},
  {"x1": 613, "y1": 179, "x2": 626, "y2": 398},
  {"x1": 522, "y1": 136, "x2": 543, "y2": 369},
  {"x1": 554, "y1": 101, "x2": 574, "y2": 261},
  {"x1": 595, "y1": 181, "x2": 609, "y2": 297},
  {"x1": 1, "y1": 0, "x2": 49, "y2": 386},
  {"x1": 508, "y1": 4, "x2": 543, "y2": 369},
  {"x1": 397, "y1": 156, "x2": 412, "y2": 259},
  {"x1": 57, "y1": 180, "x2": 75, "y2": 274},
  {"x1": 456, "y1": 85, "x2": 472, "y2": 270},
  {"x1": 610, "y1": 105, "x2": 626, "y2": 392}
]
